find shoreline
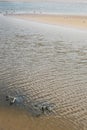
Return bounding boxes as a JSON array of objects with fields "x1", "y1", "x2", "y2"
[{"x1": 9, "y1": 13, "x2": 87, "y2": 30}]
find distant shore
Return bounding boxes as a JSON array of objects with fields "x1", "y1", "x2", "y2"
[{"x1": 9, "y1": 13, "x2": 87, "y2": 29}]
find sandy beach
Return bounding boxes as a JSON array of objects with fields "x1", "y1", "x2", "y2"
[
  {"x1": 10, "y1": 13, "x2": 87, "y2": 29},
  {"x1": 0, "y1": 107, "x2": 80, "y2": 130},
  {"x1": 0, "y1": 12, "x2": 87, "y2": 130}
]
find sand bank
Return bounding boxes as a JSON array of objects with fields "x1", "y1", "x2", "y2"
[
  {"x1": 10, "y1": 14, "x2": 87, "y2": 29},
  {"x1": 0, "y1": 107, "x2": 80, "y2": 130}
]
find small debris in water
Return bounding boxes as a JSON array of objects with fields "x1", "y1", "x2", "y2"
[
  {"x1": 6, "y1": 96, "x2": 55, "y2": 117},
  {"x1": 6, "y1": 95, "x2": 24, "y2": 105},
  {"x1": 34, "y1": 101, "x2": 55, "y2": 114}
]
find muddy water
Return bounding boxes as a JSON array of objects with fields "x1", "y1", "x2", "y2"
[{"x1": 0, "y1": 15, "x2": 87, "y2": 130}]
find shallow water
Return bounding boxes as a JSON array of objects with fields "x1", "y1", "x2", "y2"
[
  {"x1": 0, "y1": 15, "x2": 87, "y2": 129},
  {"x1": 0, "y1": 1, "x2": 87, "y2": 15}
]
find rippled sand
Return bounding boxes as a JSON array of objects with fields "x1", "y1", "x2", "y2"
[{"x1": 0, "y1": 15, "x2": 87, "y2": 129}]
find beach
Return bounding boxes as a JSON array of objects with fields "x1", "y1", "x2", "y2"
[
  {"x1": 0, "y1": 107, "x2": 81, "y2": 130},
  {"x1": 11, "y1": 13, "x2": 87, "y2": 29},
  {"x1": 0, "y1": 2, "x2": 87, "y2": 129}
]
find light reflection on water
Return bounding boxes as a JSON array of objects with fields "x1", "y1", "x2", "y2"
[{"x1": 0, "y1": 15, "x2": 87, "y2": 129}]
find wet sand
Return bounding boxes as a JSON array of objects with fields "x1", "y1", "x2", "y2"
[
  {"x1": 0, "y1": 107, "x2": 81, "y2": 130},
  {"x1": 0, "y1": 15, "x2": 87, "y2": 130},
  {"x1": 10, "y1": 13, "x2": 87, "y2": 29}
]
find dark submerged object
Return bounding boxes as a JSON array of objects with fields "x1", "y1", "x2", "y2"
[
  {"x1": 34, "y1": 101, "x2": 55, "y2": 114},
  {"x1": 6, "y1": 95, "x2": 55, "y2": 117},
  {"x1": 6, "y1": 96, "x2": 16, "y2": 105},
  {"x1": 6, "y1": 95, "x2": 24, "y2": 105},
  {"x1": 6, "y1": 96, "x2": 10, "y2": 101}
]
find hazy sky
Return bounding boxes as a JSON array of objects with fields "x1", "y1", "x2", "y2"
[{"x1": 1, "y1": 0, "x2": 87, "y2": 2}]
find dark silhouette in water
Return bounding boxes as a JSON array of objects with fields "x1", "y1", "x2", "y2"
[
  {"x1": 6, "y1": 96, "x2": 17, "y2": 105},
  {"x1": 6, "y1": 95, "x2": 24, "y2": 106},
  {"x1": 34, "y1": 101, "x2": 54, "y2": 115},
  {"x1": 6, "y1": 95, "x2": 54, "y2": 117}
]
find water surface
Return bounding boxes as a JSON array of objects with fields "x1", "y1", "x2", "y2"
[{"x1": 0, "y1": 1, "x2": 87, "y2": 15}]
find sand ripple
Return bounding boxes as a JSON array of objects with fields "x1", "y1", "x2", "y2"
[{"x1": 0, "y1": 16, "x2": 87, "y2": 129}]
